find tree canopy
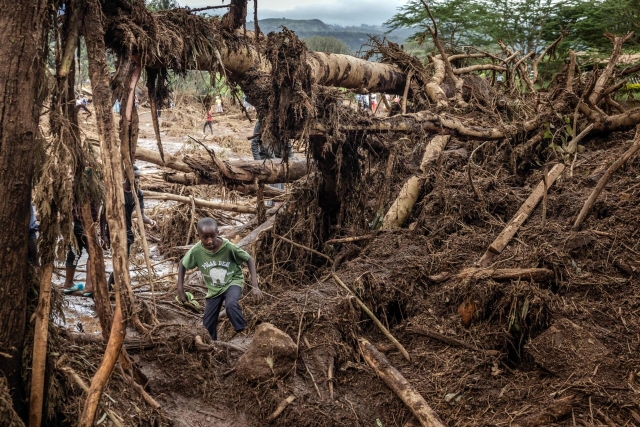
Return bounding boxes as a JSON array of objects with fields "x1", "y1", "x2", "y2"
[
  {"x1": 303, "y1": 36, "x2": 353, "y2": 55},
  {"x1": 386, "y1": 0, "x2": 640, "y2": 55}
]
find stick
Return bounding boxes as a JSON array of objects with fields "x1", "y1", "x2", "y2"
[
  {"x1": 406, "y1": 326, "x2": 497, "y2": 355},
  {"x1": 144, "y1": 190, "x2": 258, "y2": 214},
  {"x1": 324, "y1": 234, "x2": 373, "y2": 245},
  {"x1": 275, "y1": 234, "x2": 334, "y2": 263},
  {"x1": 573, "y1": 126, "x2": 640, "y2": 229},
  {"x1": 237, "y1": 215, "x2": 276, "y2": 250},
  {"x1": 541, "y1": 165, "x2": 548, "y2": 229},
  {"x1": 332, "y1": 273, "x2": 411, "y2": 361},
  {"x1": 185, "y1": 195, "x2": 196, "y2": 245},
  {"x1": 267, "y1": 395, "x2": 296, "y2": 422},
  {"x1": 28, "y1": 263, "x2": 53, "y2": 427},
  {"x1": 118, "y1": 364, "x2": 161, "y2": 410},
  {"x1": 328, "y1": 359, "x2": 334, "y2": 400},
  {"x1": 478, "y1": 163, "x2": 565, "y2": 267},
  {"x1": 359, "y1": 339, "x2": 446, "y2": 427},
  {"x1": 59, "y1": 365, "x2": 124, "y2": 427},
  {"x1": 402, "y1": 70, "x2": 414, "y2": 114}
]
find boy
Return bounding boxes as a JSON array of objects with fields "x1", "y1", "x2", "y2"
[{"x1": 177, "y1": 218, "x2": 263, "y2": 341}]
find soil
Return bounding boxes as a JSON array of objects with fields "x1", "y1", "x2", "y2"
[{"x1": 51, "y1": 98, "x2": 640, "y2": 427}]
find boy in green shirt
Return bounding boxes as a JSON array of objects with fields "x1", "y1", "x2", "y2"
[{"x1": 177, "y1": 217, "x2": 263, "y2": 340}]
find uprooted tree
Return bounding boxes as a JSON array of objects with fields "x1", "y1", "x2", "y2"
[{"x1": 1, "y1": 0, "x2": 640, "y2": 425}]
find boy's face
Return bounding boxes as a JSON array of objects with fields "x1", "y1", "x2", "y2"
[{"x1": 197, "y1": 225, "x2": 219, "y2": 251}]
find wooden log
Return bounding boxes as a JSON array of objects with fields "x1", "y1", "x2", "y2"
[
  {"x1": 428, "y1": 267, "x2": 554, "y2": 282},
  {"x1": 478, "y1": 163, "x2": 565, "y2": 267},
  {"x1": 573, "y1": 126, "x2": 640, "y2": 230},
  {"x1": 162, "y1": 172, "x2": 286, "y2": 197},
  {"x1": 135, "y1": 146, "x2": 309, "y2": 184},
  {"x1": 358, "y1": 339, "x2": 446, "y2": 427},
  {"x1": 28, "y1": 263, "x2": 53, "y2": 427},
  {"x1": 236, "y1": 215, "x2": 276, "y2": 250},
  {"x1": 144, "y1": 190, "x2": 258, "y2": 214},
  {"x1": 332, "y1": 273, "x2": 411, "y2": 362},
  {"x1": 381, "y1": 135, "x2": 450, "y2": 229}
]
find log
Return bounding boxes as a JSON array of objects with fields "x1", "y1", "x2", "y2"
[
  {"x1": 358, "y1": 339, "x2": 446, "y2": 427},
  {"x1": 163, "y1": 172, "x2": 286, "y2": 197},
  {"x1": 478, "y1": 163, "x2": 565, "y2": 267},
  {"x1": 135, "y1": 146, "x2": 309, "y2": 184},
  {"x1": 381, "y1": 135, "x2": 450, "y2": 229},
  {"x1": 332, "y1": 273, "x2": 411, "y2": 362},
  {"x1": 573, "y1": 126, "x2": 640, "y2": 229},
  {"x1": 28, "y1": 263, "x2": 53, "y2": 427},
  {"x1": 236, "y1": 215, "x2": 276, "y2": 250},
  {"x1": 144, "y1": 190, "x2": 258, "y2": 214}
]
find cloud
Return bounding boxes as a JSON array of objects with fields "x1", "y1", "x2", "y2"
[{"x1": 182, "y1": 0, "x2": 408, "y2": 26}]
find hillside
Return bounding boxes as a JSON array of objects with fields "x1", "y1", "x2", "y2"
[{"x1": 249, "y1": 18, "x2": 414, "y2": 53}]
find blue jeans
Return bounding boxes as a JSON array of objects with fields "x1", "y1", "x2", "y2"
[{"x1": 203, "y1": 285, "x2": 246, "y2": 340}]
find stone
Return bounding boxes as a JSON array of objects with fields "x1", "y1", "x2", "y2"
[{"x1": 235, "y1": 323, "x2": 298, "y2": 382}]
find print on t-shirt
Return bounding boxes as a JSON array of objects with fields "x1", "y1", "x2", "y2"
[{"x1": 203, "y1": 260, "x2": 231, "y2": 286}]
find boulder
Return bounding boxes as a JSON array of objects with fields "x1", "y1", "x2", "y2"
[{"x1": 235, "y1": 323, "x2": 297, "y2": 382}]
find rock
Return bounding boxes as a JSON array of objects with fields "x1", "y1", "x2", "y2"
[
  {"x1": 235, "y1": 323, "x2": 298, "y2": 382},
  {"x1": 526, "y1": 318, "x2": 610, "y2": 378}
]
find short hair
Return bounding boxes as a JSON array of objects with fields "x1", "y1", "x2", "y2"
[
  {"x1": 133, "y1": 164, "x2": 139, "y2": 171},
  {"x1": 197, "y1": 217, "x2": 217, "y2": 232}
]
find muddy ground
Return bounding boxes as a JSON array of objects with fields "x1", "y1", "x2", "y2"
[{"x1": 52, "y1": 98, "x2": 640, "y2": 427}]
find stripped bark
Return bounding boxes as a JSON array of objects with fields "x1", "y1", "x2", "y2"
[{"x1": 359, "y1": 339, "x2": 446, "y2": 427}]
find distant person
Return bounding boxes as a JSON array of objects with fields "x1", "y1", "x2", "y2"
[
  {"x1": 370, "y1": 94, "x2": 377, "y2": 113},
  {"x1": 203, "y1": 108, "x2": 214, "y2": 135},
  {"x1": 215, "y1": 95, "x2": 223, "y2": 113},
  {"x1": 176, "y1": 217, "x2": 263, "y2": 341},
  {"x1": 134, "y1": 95, "x2": 140, "y2": 110},
  {"x1": 113, "y1": 99, "x2": 121, "y2": 114},
  {"x1": 103, "y1": 165, "x2": 157, "y2": 288},
  {"x1": 250, "y1": 120, "x2": 293, "y2": 205},
  {"x1": 28, "y1": 203, "x2": 38, "y2": 265},
  {"x1": 63, "y1": 199, "x2": 100, "y2": 297}
]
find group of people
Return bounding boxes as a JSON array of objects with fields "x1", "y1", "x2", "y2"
[{"x1": 355, "y1": 93, "x2": 399, "y2": 114}]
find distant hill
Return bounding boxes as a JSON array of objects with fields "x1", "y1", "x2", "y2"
[{"x1": 248, "y1": 18, "x2": 413, "y2": 53}]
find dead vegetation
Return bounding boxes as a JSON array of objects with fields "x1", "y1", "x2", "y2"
[{"x1": 4, "y1": 0, "x2": 640, "y2": 426}]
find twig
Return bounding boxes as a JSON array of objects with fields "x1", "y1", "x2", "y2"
[
  {"x1": 267, "y1": 395, "x2": 296, "y2": 422},
  {"x1": 185, "y1": 195, "x2": 196, "y2": 245},
  {"x1": 196, "y1": 409, "x2": 226, "y2": 420},
  {"x1": 331, "y1": 273, "x2": 411, "y2": 361},
  {"x1": 573, "y1": 126, "x2": 640, "y2": 230},
  {"x1": 118, "y1": 364, "x2": 161, "y2": 410},
  {"x1": 542, "y1": 165, "x2": 548, "y2": 229},
  {"x1": 296, "y1": 293, "x2": 308, "y2": 357},
  {"x1": 324, "y1": 234, "x2": 373, "y2": 245},
  {"x1": 401, "y1": 70, "x2": 413, "y2": 115},
  {"x1": 406, "y1": 326, "x2": 497, "y2": 355},
  {"x1": 186, "y1": 4, "x2": 230, "y2": 13},
  {"x1": 274, "y1": 234, "x2": 333, "y2": 263},
  {"x1": 304, "y1": 361, "x2": 322, "y2": 399}
]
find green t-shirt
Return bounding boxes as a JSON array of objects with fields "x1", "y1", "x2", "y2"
[{"x1": 181, "y1": 239, "x2": 251, "y2": 299}]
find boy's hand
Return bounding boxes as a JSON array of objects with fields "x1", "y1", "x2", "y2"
[
  {"x1": 177, "y1": 289, "x2": 188, "y2": 304},
  {"x1": 249, "y1": 287, "x2": 264, "y2": 304}
]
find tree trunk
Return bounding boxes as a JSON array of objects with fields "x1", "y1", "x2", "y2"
[{"x1": 0, "y1": 0, "x2": 49, "y2": 415}]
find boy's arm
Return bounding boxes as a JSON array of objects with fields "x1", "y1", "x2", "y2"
[
  {"x1": 246, "y1": 256, "x2": 264, "y2": 303},
  {"x1": 176, "y1": 262, "x2": 188, "y2": 303},
  {"x1": 138, "y1": 192, "x2": 157, "y2": 228}
]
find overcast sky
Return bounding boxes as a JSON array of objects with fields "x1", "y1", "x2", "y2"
[{"x1": 181, "y1": 0, "x2": 411, "y2": 26}]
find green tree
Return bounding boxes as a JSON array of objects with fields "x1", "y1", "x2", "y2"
[
  {"x1": 146, "y1": 0, "x2": 179, "y2": 11},
  {"x1": 304, "y1": 36, "x2": 352, "y2": 55},
  {"x1": 385, "y1": 0, "x2": 575, "y2": 55}
]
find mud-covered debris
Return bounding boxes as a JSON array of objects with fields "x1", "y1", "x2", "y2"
[{"x1": 235, "y1": 323, "x2": 298, "y2": 381}]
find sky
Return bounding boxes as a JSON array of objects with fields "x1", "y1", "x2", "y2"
[{"x1": 181, "y1": 0, "x2": 411, "y2": 26}]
